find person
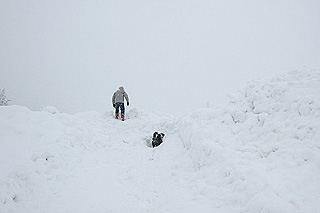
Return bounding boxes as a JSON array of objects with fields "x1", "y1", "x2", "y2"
[{"x1": 112, "y1": 86, "x2": 129, "y2": 121}]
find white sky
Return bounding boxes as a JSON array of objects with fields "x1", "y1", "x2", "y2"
[{"x1": 1, "y1": 0, "x2": 320, "y2": 114}]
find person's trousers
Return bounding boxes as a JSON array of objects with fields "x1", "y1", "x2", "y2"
[{"x1": 115, "y1": 102, "x2": 125, "y2": 115}]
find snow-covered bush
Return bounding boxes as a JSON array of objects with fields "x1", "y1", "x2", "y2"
[
  {"x1": 43, "y1": 106, "x2": 59, "y2": 114},
  {"x1": 0, "y1": 89, "x2": 10, "y2": 106}
]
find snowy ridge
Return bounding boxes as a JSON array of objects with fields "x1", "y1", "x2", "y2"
[
  {"x1": 178, "y1": 70, "x2": 320, "y2": 212},
  {"x1": 1, "y1": 70, "x2": 320, "y2": 212},
  {"x1": 0, "y1": 107, "x2": 181, "y2": 212}
]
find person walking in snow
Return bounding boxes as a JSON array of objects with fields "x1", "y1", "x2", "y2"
[{"x1": 112, "y1": 86, "x2": 129, "y2": 121}]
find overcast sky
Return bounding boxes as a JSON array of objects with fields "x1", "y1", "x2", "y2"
[{"x1": 1, "y1": 0, "x2": 320, "y2": 115}]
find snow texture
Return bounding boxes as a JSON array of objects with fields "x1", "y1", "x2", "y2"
[{"x1": 1, "y1": 70, "x2": 320, "y2": 212}]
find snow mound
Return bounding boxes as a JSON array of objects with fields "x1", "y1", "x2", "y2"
[
  {"x1": 0, "y1": 106, "x2": 181, "y2": 212},
  {"x1": 178, "y1": 70, "x2": 320, "y2": 212}
]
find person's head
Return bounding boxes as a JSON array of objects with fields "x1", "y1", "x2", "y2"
[{"x1": 119, "y1": 86, "x2": 124, "y2": 91}]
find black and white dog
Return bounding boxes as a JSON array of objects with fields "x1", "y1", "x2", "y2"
[{"x1": 152, "y1": 132, "x2": 165, "y2": 148}]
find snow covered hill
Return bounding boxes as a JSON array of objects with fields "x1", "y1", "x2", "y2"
[
  {"x1": 179, "y1": 71, "x2": 320, "y2": 212},
  {"x1": 1, "y1": 70, "x2": 320, "y2": 213}
]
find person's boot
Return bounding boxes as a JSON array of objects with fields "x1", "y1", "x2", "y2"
[
  {"x1": 115, "y1": 113, "x2": 119, "y2": 119},
  {"x1": 121, "y1": 114, "x2": 125, "y2": 121}
]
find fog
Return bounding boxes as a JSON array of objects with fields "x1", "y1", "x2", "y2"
[{"x1": 1, "y1": 0, "x2": 319, "y2": 114}]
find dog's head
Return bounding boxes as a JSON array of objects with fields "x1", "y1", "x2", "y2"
[{"x1": 153, "y1": 132, "x2": 158, "y2": 139}]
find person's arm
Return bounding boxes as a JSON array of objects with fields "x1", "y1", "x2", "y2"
[
  {"x1": 112, "y1": 93, "x2": 116, "y2": 105},
  {"x1": 124, "y1": 92, "x2": 129, "y2": 106}
]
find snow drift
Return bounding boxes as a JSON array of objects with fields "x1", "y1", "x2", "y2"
[
  {"x1": 179, "y1": 70, "x2": 320, "y2": 212},
  {"x1": 1, "y1": 70, "x2": 320, "y2": 212}
]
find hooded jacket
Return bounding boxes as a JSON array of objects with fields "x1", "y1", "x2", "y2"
[{"x1": 112, "y1": 87, "x2": 129, "y2": 104}]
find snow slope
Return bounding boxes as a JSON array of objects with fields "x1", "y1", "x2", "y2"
[
  {"x1": 179, "y1": 70, "x2": 320, "y2": 212},
  {"x1": 1, "y1": 70, "x2": 320, "y2": 212}
]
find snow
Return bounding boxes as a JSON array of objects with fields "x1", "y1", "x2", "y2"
[{"x1": 1, "y1": 70, "x2": 320, "y2": 212}]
